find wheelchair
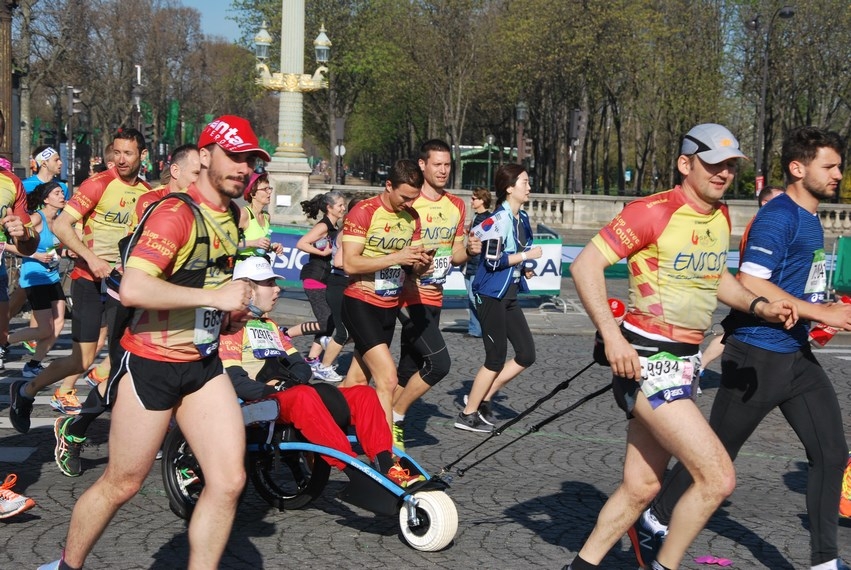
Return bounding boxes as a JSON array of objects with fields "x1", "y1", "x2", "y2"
[{"x1": 161, "y1": 395, "x2": 458, "y2": 552}]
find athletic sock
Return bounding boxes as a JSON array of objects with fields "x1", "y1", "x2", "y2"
[
  {"x1": 651, "y1": 561, "x2": 672, "y2": 570},
  {"x1": 392, "y1": 410, "x2": 405, "y2": 423},
  {"x1": 568, "y1": 556, "x2": 599, "y2": 570},
  {"x1": 65, "y1": 389, "x2": 106, "y2": 438},
  {"x1": 27, "y1": 359, "x2": 40, "y2": 368}
]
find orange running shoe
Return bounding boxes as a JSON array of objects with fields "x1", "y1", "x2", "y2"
[
  {"x1": 840, "y1": 452, "x2": 851, "y2": 518},
  {"x1": 386, "y1": 462, "x2": 425, "y2": 488},
  {"x1": 50, "y1": 389, "x2": 82, "y2": 415},
  {"x1": 0, "y1": 473, "x2": 36, "y2": 519},
  {"x1": 85, "y1": 367, "x2": 108, "y2": 388}
]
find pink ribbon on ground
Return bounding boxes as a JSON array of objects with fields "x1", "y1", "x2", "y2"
[{"x1": 694, "y1": 555, "x2": 733, "y2": 566}]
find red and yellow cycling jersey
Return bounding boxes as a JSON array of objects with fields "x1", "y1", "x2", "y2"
[
  {"x1": 131, "y1": 185, "x2": 171, "y2": 229},
  {"x1": 591, "y1": 185, "x2": 731, "y2": 344},
  {"x1": 342, "y1": 194, "x2": 422, "y2": 309},
  {"x1": 400, "y1": 191, "x2": 466, "y2": 307},
  {"x1": 0, "y1": 169, "x2": 33, "y2": 225},
  {"x1": 120, "y1": 185, "x2": 239, "y2": 362},
  {"x1": 65, "y1": 167, "x2": 151, "y2": 281},
  {"x1": 219, "y1": 318, "x2": 299, "y2": 377}
]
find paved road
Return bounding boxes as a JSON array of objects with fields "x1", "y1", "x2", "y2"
[{"x1": 1, "y1": 280, "x2": 849, "y2": 569}]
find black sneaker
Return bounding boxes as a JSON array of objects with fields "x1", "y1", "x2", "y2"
[
  {"x1": 0, "y1": 343, "x2": 6, "y2": 370},
  {"x1": 478, "y1": 400, "x2": 495, "y2": 426},
  {"x1": 627, "y1": 508, "x2": 667, "y2": 569},
  {"x1": 454, "y1": 411, "x2": 493, "y2": 433},
  {"x1": 9, "y1": 380, "x2": 34, "y2": 434},
  {"x1": 463, "y1": 395, "x2": 495, "y2": 426}
]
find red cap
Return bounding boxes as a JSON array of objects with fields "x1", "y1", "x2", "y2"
[{"x1": 197, "y1": 115, "x2": 271, "y2": 162}]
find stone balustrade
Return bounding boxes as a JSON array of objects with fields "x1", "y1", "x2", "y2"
[{"x1": 271, "y1": 183, "x2": 851, "y2": 239}]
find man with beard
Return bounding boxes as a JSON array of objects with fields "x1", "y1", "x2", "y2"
[
  {"x1": 9, "y1": 129, "x2": 152, "y2": 427},
  {"x1": 39, "y1": 116, "x2": 260, "y2": 570},
  {"x1": 631, "y1": 126, "x2": 851, "y2": 570}
]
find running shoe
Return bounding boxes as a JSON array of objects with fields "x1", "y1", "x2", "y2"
[
  {"x1": 305, "y1": 357, "x2": 321, "y2": 371},
  {"x1": 840, "y1": 451, "x2": 851, "y2": 518},
  {"x1": 319, "y1": 335, "x2": 331, "y2": 350},
  {"x1": 0, "y1": 342, "x2": 6, "y2": 370},
  {"x1": 50, "y1": 389, "x2": 82, "y2": 415},
  {"x1": 8, "y1": 380, "x2": 34, "y2": 433},
  {"x1": 21, "y1": 340, "x2": 36, "y2": 354},
  {"x1": 85, "y1": 367, "x2": 108, "y2": 388},
  {"x1": 392, "y1": 420, "x2": 406, "y2": 452},
  {"x1": 22, "y1": 362, "x2": 45, "y2": 378},
  {"x1": 313, "y1": 363, "x2": 342, "y2": 382},
  {"x1": 454, "y1": 411, "x2": 493, "y2": 433},
  {"x1": 464, "y1": 394, "x2": 495, "y2": 426},
  {"x1": 0, "y1": 473, "x2": 36, "y2": 519},
  {"x1": 386, "y1": 462, "x2": 425, "y2": 488},
  {"x1": 54, "y1": 417, "x2": 85, "y2": 477},
  {"x1": 627, "y1": 508, "x2": 668, "y2": 569},
  {"x1": 37, "y1": 562, "x2": 60, "y2": 570}
]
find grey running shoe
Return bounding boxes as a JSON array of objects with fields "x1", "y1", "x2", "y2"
[
  {"x1": 313, "y1": 363, "x2": 342, "y2": 382},
  {"x1": 54, "y1": 417, "x2": 85, "y2": 477},
  {"x1": 454, "y1": 411, "x2": 494, "y2": 433},
  {"x1": 9, "y1": 380, "x2": 34, "y2": 434}
]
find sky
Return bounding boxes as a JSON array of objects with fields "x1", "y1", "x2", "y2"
[{"x1": 181, "y1": 0, "x2": 241, "y2": 43}]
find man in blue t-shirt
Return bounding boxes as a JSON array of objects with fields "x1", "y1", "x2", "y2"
[
  {"x1": 22, "y1": 145, "x2": 70, "y2": 200},
  {"x1": 630, "y1": 126, "x2": 851, "y2": 570}
]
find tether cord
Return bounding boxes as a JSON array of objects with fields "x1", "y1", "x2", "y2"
[
  {"x1": 455, "y1": 383, "x2": 612, "y2": 477},
  {"x1": 441, "y1": 360, "x2": 596, "y2": 474}
]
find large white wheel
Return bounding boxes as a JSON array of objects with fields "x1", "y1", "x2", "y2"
[{"x1": 398, "y1": 490, "x2": 458, "y2": 551}]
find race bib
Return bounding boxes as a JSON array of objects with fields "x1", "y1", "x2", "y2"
[
  {"x1": 375, "y1": 264, "x2": 404, "y2": 297},
  {"x1": 804, "y1": 249, "x2": 827, "y2": 298},
  {"x1": 246, "y1": 320, "x2": 288, "y2": 359},
  {"x1": 639, "y1": 351, "x2": 698, "y2": 409},
  {"x1": 193, "y1": 307, "x2": 223, "y2": 357},
  {"x1": 420, "y1": 246, "x2": 452, "y2": 285}
]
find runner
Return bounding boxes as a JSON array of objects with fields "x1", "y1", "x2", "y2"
[
  {"x1": 392, "y1": 139, "x2": 480, "y2": 449},
  {"x1": 564, "y1": 123, "x2": 797, "y2": 570},
  {"x1": 633, "y1": 126, "x2": 851, "y2": 570},
  {"x1": 9, "y1": 129, "x2": 151, "y2": 427},
  {"x1": 39, "y1": 114, "x2": 263, "y2": 569},
  {"x1": 339, "y1": 159, "x2": 431, "y2": 431}
]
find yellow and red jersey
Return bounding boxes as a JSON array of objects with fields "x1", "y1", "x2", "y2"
[
  {"x1": 342, "y1": 194, "x2": 422, "y2": 309},
  {"x1": 591, "y1": 185, "x2": 731, "y2": 344},
  {"x1": 0, "y1": 169, "x2": 33, "y2": 225},
  {"x1": 120, "y1": 185, "x2": 239, "y2": 362},
  {"x1": 219, "y1": 318, "x2": 300, "y2": 377},
  {"x1": 400, "y1": 191, "x2": 466, "y2": 307},
  {"x1": 65, "y1": 167, "x2": 151, "y2": 281}
]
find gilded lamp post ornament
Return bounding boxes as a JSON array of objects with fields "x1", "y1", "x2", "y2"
[{"x1": 254, "y1": 20, "x2": 330, "y2": 93}]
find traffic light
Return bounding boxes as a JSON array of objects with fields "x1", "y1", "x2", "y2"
[
  {"x1": 569, "y1": 108, "x2": 581, "y2": 141},
  {"x1": 66, "y1": 86, "x2": 83, "y2": 117},
  {"x1": 524, "y1": 137, "x2": 533, "y2": 160},
  {"x1": 143, "y1": 122, "x2": 154, "y2": 146}
]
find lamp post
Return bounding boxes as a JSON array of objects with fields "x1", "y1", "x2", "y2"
[
  {"x1": 486, "y1": 134, "x2": 496, "y2": 189},
  {"x1": 746, "y1": 5, "x2": 795, "y2": 195},
  {"x1": 515, "y1": 100, "x2": 528, "y2": 166},
  {"x1": 0, "y1": 1, "x2": 17, "y2": 165},
  {"x1": 254, "y1": 2, "x2": 330, "y2": 223}
]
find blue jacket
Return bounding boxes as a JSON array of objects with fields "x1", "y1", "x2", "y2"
[{"x1": 472, "y1": 201, "x2": 533, "y2": 299}]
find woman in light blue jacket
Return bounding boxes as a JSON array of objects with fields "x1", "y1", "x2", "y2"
[{"x1": 455, "y1": 164, "x2": 542, "y2": 433}]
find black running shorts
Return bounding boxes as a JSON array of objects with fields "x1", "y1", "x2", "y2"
[{"x1": 119, "y1": 351, "x2": 224, "y2": 411}]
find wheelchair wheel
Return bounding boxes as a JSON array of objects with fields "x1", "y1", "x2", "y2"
[
  {"x1": 248, "y1": 436, "x2": 330, "y2": 510},
  {"x1": 161, "y1": 426, "x2": 203, "y2": 520},
  {"x1": 398, "y1": 490, "x2": 458, "y2": 552}
]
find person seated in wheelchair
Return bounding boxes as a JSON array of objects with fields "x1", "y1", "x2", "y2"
[{"x1": 220, "y1": 256, "x2": 424, "y2": 488}]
